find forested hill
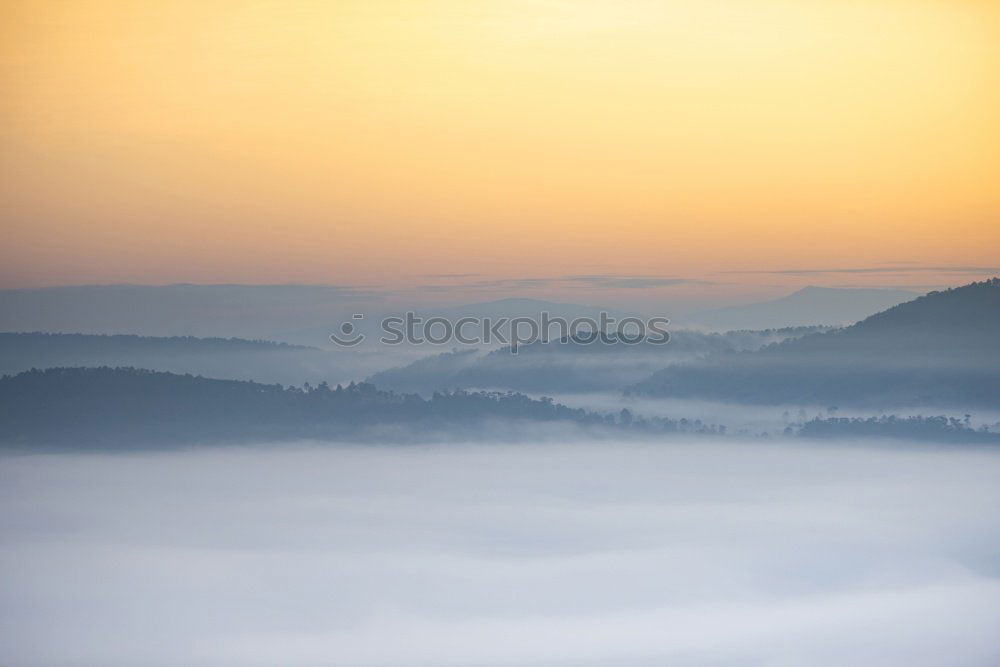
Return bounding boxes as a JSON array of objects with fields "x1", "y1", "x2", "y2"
[
  {"x1": 854, "y1": 279, "x2": 1000, "y2": 332},
  {"x1": 0, "y1": 367, "x2": 715, "y2": 449},
  {"x1": 631, "y1": 279, "x2": 1000, "y2": 407},
  {"x1": 764, "y1": 278, "x2": 1000, "y2": 362}
]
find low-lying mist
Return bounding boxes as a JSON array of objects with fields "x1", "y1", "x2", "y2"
[
  {"x1": 2, "y1": 438, "x2": 999, "y2": 666},
  {"x1": 540, "y1": 393, "x2": 1000, "y2": 436}
]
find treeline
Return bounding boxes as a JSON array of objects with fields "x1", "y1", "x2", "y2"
[
  {"x1": 797, "y1": 415, "x2": 1000, "y2": 443},
  {"x1": 0, "y1": 367, "x2": 720, "y2": 449},
  {"x1": 629, "y1": 362, "x2": 1000, "y2": 408}
]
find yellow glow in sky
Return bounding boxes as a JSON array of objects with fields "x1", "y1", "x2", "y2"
[{"x1": 1, "y1": 0, "x2": 998, "y2": 290}]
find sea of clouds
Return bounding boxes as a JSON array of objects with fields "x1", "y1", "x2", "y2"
[{"x1": 2, "y1": 438, "x2": 999, "y2": 666}]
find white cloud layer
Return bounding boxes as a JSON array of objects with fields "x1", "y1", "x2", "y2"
[{"x1": 2, "y1": 439, "x2": 999, "y2": 666}]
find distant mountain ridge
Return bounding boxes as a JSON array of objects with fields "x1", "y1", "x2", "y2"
[
  {"x1": 368, "y1": 326, "x2": 831, "y2": 395},
  {"x1": 0, "y1": 284, "x2": 373, "y2": 340},
  {"x1": 0, "y1": 332, "x2": 343, "y2": 387},
  {"x1": 0, "y1": 285, "x2": 640, "y2": 348},
  {"x1": 1, "y1": 332, "x2": 312, "y2": 352},
  {"x1": 683, "y1": 286, "x2": 917, "y2": 331},
  {"x1": 274, "y1": 297, "x2": 639, "y2": 348}
]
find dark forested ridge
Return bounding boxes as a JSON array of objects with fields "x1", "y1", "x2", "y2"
[
  {"x1": 755, "y1": 278, "x2": 1000, "y2": 361},
  {"x1": 630, "y1": 279, "x2": 1000, "y2": 407},
  {"x1": 0, "y1": 367, "x2": 718, "y2": 449},
  {"x1": 2, "y1": 366, "x2": 995, "y2": 449}
]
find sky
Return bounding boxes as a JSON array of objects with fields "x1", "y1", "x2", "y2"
[{"x1": 1, "y1": 0, "x2": 998, "y2": 300}]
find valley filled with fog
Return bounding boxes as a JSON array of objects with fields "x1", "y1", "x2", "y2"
[
  {"x1": 2, "y1": 438, "x2": 999, "y2": 667},
  {"x1": 5, "y1": 3, "x2": 999, "y2": 663}
]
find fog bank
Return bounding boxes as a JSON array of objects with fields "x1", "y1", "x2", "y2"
[{"x1": 2, "y1": 439, "x2": 999, "y2": 666}]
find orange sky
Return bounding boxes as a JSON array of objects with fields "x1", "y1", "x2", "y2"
[{"x1": 1, "y1": 0, "x2": 998, "y2": 295}]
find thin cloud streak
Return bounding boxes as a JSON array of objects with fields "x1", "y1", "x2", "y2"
[
  {"x1": 727, "y1": 266, "x2": 1000, "y2": 276},
  {"x1": 416, "y1": 275, "x2": 712, "y2": 292}
]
